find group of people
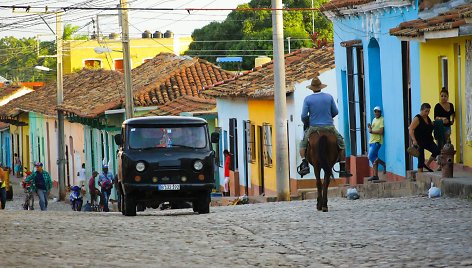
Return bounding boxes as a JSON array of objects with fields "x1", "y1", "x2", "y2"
[
  {"x1": 408, "y1": 88, "x2": 455, "y2": 172},
  {"x1": 14, "y1": 162, "x2": 115, "y2": 212},
  {"x1": 297, "y1": 77, "x2": 454, "y2": 178}
]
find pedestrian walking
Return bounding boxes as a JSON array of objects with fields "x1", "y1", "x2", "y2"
[
  {"x1": 0, "y1": 166, "x2": 10, "y2": 209},
  {"x1": 434, "y1": 88, "x2": 455, "y2": 149},
  {"x1": 25, "y1": 162, "x2": 52, "y2": 211},
  {"x1": 14, "y1": 153, "x2": 22, "y2": 178},
  {"x1": 88, "y1": 171, "x2": 102, "y2": 207},
  {"x1": 77, "y1": 163, "x2": 86, "y2": 187},
  {"x1": 367, "y1": 106, "x2": 386, "y2": 181},
  {"x1": 98, "y1": 163, "x2": 113, "y2": 212},
  {"x1": 22, "y1": 170, "x2": 34, "y2": 210},
  {"x1": 408, "y1": 103, "x2": 440, "y2": 172},
  {"x1": 223, "y1": 150, "x2": 231, "y2": 197}
]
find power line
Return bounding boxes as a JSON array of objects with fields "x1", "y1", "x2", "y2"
[{"x1": 0, "y1": 5, "x2": 321, "y2": 12}]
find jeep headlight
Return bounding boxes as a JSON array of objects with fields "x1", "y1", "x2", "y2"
[
  {"x1": 193, "y1": 160, "x2": 203, "y2": 171},
  {"x1": 136, "y1": 161, "x2": 146, "y2": 172}
]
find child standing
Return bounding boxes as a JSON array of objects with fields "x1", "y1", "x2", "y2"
[
  {"x1": 223, "y1": 150, "x2": 231, "y2": 197},
  {"x1": 22, "y1": 171, "x2": 34, "y2": 210}
]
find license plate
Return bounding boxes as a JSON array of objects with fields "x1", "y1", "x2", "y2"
[{"x1": 158, "y1": 184, "x2": 180, "y2": 190}]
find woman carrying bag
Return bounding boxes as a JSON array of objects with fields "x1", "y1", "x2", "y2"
[{"x1": 408, "y1": 103, "x2": 441, "y2": 172}]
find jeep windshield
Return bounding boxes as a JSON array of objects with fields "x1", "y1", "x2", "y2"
[{"x1": 128, "y1": 125, "x2": 207, "y2": 150}]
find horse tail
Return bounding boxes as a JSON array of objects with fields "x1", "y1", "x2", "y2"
[{"x1": 318, "y1": 135, "x2": 330, "y2": 174}]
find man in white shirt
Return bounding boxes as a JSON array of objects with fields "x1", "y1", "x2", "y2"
[{"x1": 77, "y1": 163, "x2": 86, "y2": 187}]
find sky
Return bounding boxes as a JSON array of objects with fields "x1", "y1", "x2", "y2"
[{"x1": 0, "y1": 0, "x2": 251, "y2": 40}]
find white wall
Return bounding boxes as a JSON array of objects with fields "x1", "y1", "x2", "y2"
[
  {"x1": 287, "y1": 69, "x2": 340, "y2": 180},
  {"x1": 215, "y1": 98, "x2": 249, "y2": 189}
]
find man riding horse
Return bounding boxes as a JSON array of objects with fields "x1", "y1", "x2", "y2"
[{"x1": 297, "y1": 76, "x2": 352, "y2": 178}]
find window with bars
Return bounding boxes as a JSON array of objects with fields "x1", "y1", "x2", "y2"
[
  {"x1": 262, "y1": 123, "x2": 272, "y2": 167},
  {"x1": 84, "y1": 59, "x2": 102, "y2": 69},
  {"x1": 245, "y1": 121, "x2": 256, "y2": 163}
]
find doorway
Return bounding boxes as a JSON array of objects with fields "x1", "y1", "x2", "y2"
[
  {"x1": 65, "y1": 145, "x2": 70, "y2": 187},
  {"x1": 401, "y1": 41, "x2": 413, "y2": 170},
  {"x1": 257, "y1": 126, "x2": 265, "y2": 195}
]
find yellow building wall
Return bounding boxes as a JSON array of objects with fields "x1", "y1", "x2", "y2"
[
  {"x1": 17, "y1": 113, "x2": 31, "y2": 171},
  {"x1": 419, "y1": 37, "x2": 471, "y2": 167},
  {"x1": 63, "y1": 37, "x2": 193, "y2": 74},
  {"x1": 248, "y1": 99, "x2": 277, "y2": 194}
]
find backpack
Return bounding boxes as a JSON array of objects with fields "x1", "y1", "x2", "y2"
[{"x1": 101, "y1": 179, "x2": 112, "y2": 191}]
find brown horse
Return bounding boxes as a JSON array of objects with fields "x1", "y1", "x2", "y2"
[{"x1": 305, "y1": 130, "x2": 339, "y2": 212}]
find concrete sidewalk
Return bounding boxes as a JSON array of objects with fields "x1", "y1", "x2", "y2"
[{"x1": 296, "y1": 164, "x2": 472, "y2": 201}]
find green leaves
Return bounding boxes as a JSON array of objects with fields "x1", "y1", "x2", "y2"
[{"x1": 185, "y1": 0, "x2": 333, "y2": 70}]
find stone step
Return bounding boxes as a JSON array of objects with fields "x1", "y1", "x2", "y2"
[{"x1": 298, "y1": 180, "x2": 420, "y2": 200}]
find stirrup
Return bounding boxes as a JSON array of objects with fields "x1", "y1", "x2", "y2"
[
  {"x1": 297, "y1": 163, "x2": 310, "y2": 177},
  {"x1": 338, "y1": 170, "x2": 352, "y2": 177}
]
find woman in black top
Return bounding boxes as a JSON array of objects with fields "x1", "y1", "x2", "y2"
[
  {"x1": 434, "y1": 89, "x2": 455, "y2": 145},
  {"x1": 408, "y1": 103, "x2": 440, "y2": 172}
]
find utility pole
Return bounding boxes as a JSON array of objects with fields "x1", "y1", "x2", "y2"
[
  {"x1": 120, "y1": 0, "x2": 134, "y2": 119},
  {"x1": 271, "y1": 0, "x2": 290, "y2": 201},
  {"x1": 311, "y1": 0, "x2": 315, "y2": 34},
  {"x1": 56, "y1": 12, "x2": 66, "y2": 201}
]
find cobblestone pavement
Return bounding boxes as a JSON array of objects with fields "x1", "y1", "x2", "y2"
[{"x1": 1, "y1": 178, "x2": 472, "y2": 267}]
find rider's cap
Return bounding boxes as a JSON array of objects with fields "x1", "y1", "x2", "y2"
[
  {"x1": 34, "y1": 162, "x2": 43, "y2": 167},
  {"x1": 102, "y1": 164, "x2": 109, "y2": 169},
  {"x1": 373, "y1": 106, "x2": 382, "y2": 112},
  {"x1": 306, "y1": 77, "x2": 327, "y2": 91}
]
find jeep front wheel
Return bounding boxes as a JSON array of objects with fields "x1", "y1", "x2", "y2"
[
  {"x1": 124, "y1": 195, "x2": 137, "y2": 216},
  {"x1": 197, "y1": 192, "x2": 210, "y2": 214}
]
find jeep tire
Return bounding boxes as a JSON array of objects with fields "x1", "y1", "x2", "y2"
[
  {"x1": 197, "y1": 192, "x2": 210, "y2": 214},
  {"x1": 124, "y1": 195, "x2": 136, "y2": 216}
]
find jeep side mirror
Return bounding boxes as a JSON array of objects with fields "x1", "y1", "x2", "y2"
[
  {"x1": 211, "y1": 132, "x2": 219, "y2": 143},
  {"x1": 114, "y1": 134, "x2": 122, "y2": 146}
]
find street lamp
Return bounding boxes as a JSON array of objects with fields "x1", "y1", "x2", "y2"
[
  {"x1": 93, "y1": 47, "x2": 122, "y2": 54},
  {"x1": 34, "y1": 65, "x2": 53, "y2": 72}
]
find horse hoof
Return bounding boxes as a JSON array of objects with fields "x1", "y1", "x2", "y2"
[
  {"x1": 316, "y1": 204, "x2": 322, "y2": 211},
  {"x1": 322, "y1": 207, "x2": 328, "y2": 212}
]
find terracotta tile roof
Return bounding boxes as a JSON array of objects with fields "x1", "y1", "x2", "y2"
[
  {"x1": 58, "y1": 53, "x2": 232, "y2": 118},
  {"x1": 133, "y1": 53, "x2": 233, "y2": 107},
  {"x1": 143, "y1": 95, "x2": 216, "y2": 116},
  {"x1": 0, "y1": 69, "x2": 123, "y2": 116},
  {"x1": 0, "y1": 86, "x2": 25, "y2": 99},
  {"x1": 390, "y1": 3, "x2": 472, "y2": 37},
  {"x1": 0, "y1": 53, "x2": 232, "y2": 119},
  {"x1": 320, "y1": 0, "x2": 376, "y2": 11},
  {"x1": 202, "y1": 47, "x2": 335, "y2": 98},
  {"x1": 0, "y1": 69, "x2": 124, "y2": 118}
]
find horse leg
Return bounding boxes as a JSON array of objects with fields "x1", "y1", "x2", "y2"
[
  {"x1": 322, "y1": 172, "x2": 331, "y2": 212},
  {"x1": 315, "y1": 169, "x2": 322, "y2": 211}
]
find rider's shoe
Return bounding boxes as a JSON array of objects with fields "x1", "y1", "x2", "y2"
[
  {"x1": 338, "y1": 162, "x2": 352, "y2": 177},
  {"x1": 297, "y1": 159, "x2": 310, "y2": 177}
]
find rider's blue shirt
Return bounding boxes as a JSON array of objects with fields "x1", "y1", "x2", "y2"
[{"x1": 301, "y1": 92, "x2": 338, "y2": 126}]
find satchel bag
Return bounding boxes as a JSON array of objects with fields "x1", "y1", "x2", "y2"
[{"x1": 407, "y1": 145, "x2": 420, "y2": 157}]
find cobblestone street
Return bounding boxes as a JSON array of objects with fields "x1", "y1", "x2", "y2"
[{"x1": 1, "y1": 179, "x2": 472, "y2": 268}]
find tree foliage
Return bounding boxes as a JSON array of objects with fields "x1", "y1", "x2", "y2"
[
  {"x1": 63, "y1": 23, "x2": 88, "y2": 41},
  {"x1": 0, "y1": 24, "x2": 88, "y2": 82},
  {"x1": 0, "y1": 36, "x2": 56, "y2": 82},
  {"x1": 185, "y1": 0, "x2": 332, "y2": 70}
]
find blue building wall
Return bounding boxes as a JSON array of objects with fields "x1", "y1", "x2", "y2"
[
  {"x1": 0, "y1": 129, "x2": 11, "y2": 168},
  {"x1": 332, "y1": 6, "x2": 421, "y2": 177}
]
